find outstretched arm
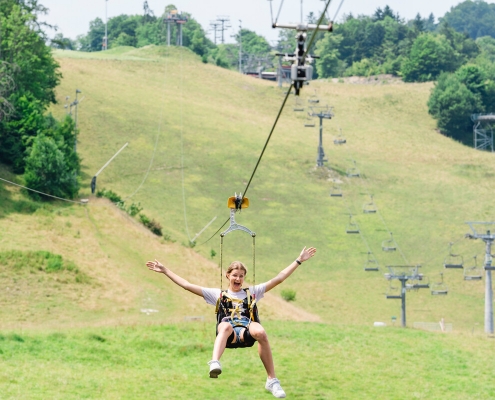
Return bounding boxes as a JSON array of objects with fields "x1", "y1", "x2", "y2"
[
  {"x1": 146, "y1": 259, "x2": 203, "y2": 297},
  {"x1": 264, "y1": 247, "x2": 316, "y2": 292}
]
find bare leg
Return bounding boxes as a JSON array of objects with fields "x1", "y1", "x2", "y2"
[
  {"x1": 249, "y1": 322, "x2": 276, "y2": 379},
  {"x1": 212, "y1": 322, "x2": 234, "y2": 361}
]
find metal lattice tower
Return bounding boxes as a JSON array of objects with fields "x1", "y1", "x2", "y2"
[
  {"x1": 309, "y1": 106, "x2": 333, "y2": 167},
  {"x1": 471, "y1": 114, "x2": 495, "y2": 152},
  {"x1": 384, "y1": 265, "x2": 429, "y2": 327},
  {"x1": 466, "y1": 222, "x2": 495, "y2": 334}
]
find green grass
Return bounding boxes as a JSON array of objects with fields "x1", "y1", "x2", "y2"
[
  {"x1": 0, "y1": 322, "x2": 493, "y2": 399},
  {"x1": 1, "y1": 44, "x2": 495, "y2": 398}
]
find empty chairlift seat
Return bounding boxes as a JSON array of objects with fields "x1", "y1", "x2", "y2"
[
  {"x1": 381, "y1": 233, "x2": 397, "y2": 252},
  {"x1": 346, "y1": 160, "x2": 360, "y2": 178},
  {"x1": 443, "y1": 242, "x2": 464, "y2": 269},
  {"x1": 464, "y1": 255, "x2": 483, "y2": 281},
  {"x1": 346, "y1": 215, "x2": 360, "y2": 234},
  {"x1": 362, "y1": 195, "x2": 377, "y2": 214},
  {"x1": 329, "y1": 185, "x2": 343, "y2": 197},
  {"x1": 364, "y1": 251, "x2": 379, "y2": 272},
  {"x1": 431, "y1": 273, "x2": 448, "y2": 295},
  {"x1": 334, "y1": 128, "x2": 347, "y2": 145}
]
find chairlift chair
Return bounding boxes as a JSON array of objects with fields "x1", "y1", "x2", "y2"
[
  {"x1": 464, "y1": 255, "x2": 483, "y2": 281},
  {"x1": 443, "y1": 242, "x2": 464, "y2": 269},
  {"x1": 293, "y1": 97, "x2": 305, "y2": 112},
  {"x1": 346, "y1": 214, "x2": 360, "y2": 234},
  {"x1": 308, "y1": 90, "x2": 319, "y2": 104},
  {"x1": 304, "y1": 115, "x2": 315, "y2": 127},
  {"x1": 362, "y1": 195, "x2": 377, "y2": 214},
  {"x1": 431, "y1": 273, "x2": 448, "y2": 296},
  {"x1": 346, "y1": 160, "x2": 360, "y2": 178},
  {"x1": 334, "y1": 128, "x2": 347, "y2": 145},
  {"x1": 329, "y1": 185, "x2": 343, "y2": 197},
  {"x1": 381, "y1": 233, "x2": 397, "y2": 252},
  {"x1": 364, "y1": 251, "x2": 379, "y2": 272},
  {"x1": 386, "y1": 284, "x2": 401, "y2": 299}
]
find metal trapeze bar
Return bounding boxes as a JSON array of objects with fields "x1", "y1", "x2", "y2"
[{"x1": 221, "y1": 208, "x2": 256, "y2": 237}]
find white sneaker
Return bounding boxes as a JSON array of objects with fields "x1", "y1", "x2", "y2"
[
  {"x1": 208, "y1": 360, "x2": 222, "y2": 378},
  {"x1": 265, "y1": 378, "x2": 286, "y2": 398}
]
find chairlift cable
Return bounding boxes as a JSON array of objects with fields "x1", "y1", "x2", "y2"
[
  {"x1": 274, "y1": 0, "x2": 285, "y2": 25},
  {"x1": 336, "y1": 125, "x2": 409, "y2": 264},
  {"x1": 332, "y1": 0, "x2": 346, "y2": 22},
  {"x1": 301, "y1": 0, "x2": 333, "y2": 64},
  {"x1": 339, "y1": 187, "x2": 382, "y2": 268}
]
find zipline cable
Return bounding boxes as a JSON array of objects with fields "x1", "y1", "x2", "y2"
[{"x1": 200, "y1": 0, "x2": 333, "y2": 246}]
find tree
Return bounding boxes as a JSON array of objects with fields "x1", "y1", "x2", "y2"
[
  {"x1": 428, "y1": 72, "x2": 483, "y2": 143},
  {"x1": 441, "y1": 0, "x2": 495, "y2": 39},
  {"x1": 315, "y1": 34, "x2": 343, "y2": 77},
  {"x1": 0, "y1": 0, "x2": 61, "y2": 171},
  {"x1": 401, "y1": 33, "x2": 460, "y2": 82},
  {"x1": 24, "y1": 136, "x2": 78, "y2": 200}
]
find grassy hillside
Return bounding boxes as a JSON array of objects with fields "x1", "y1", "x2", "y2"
[
  {"x1": 42, "y1": 46, "x2": 494, "y2": 332},
  {"x1": 1, "y1": 44, "x2": 495, "y2": 399}
]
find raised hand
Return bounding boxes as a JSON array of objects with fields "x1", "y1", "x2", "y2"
[
  {"x1": 298, "y1": 247, "x2": 316, "y2": 263},
  {"x1": 146, "y1": 259, "x2": 166, "y2": 273}
]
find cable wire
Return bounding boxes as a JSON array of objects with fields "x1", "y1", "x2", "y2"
[{"x1": 0, "y1": 177, "x2": 86, "y2": 204}]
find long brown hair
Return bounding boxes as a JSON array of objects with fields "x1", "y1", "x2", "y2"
[{"x1": 226, "y1": 261, "x2": 247, "y2": 277}]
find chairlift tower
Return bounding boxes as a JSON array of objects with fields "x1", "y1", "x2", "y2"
[
  {"x1": 471, "y1": 114, "x2": 495, "y2": 152},
  {"x1": 164, "y1": 10, "x2": 188, "y2": 46},
  {"x1": 466, "y1": 222, "x2": 495, "y2": 334},
  {"x1": 384, "y1": 265, "x2": 428, "y2": 328},
  {"x1": 309, "y1": 106, "x2": 333, "y2": 167}
]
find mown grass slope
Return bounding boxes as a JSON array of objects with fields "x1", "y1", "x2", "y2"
[
  {"x1": 45, "y1": 46, "x2": 495, "y2": 332},
  {"x1": 1, "y1": 44, "x2": 495, "y2": 399}
]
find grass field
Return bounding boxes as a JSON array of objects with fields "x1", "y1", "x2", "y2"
[
  {"x1": 1, "y1": 322, "x2": 494, "y2": 399},
  {"x1": 1, "y1": 45, "x2": 495, "y2": 399}
]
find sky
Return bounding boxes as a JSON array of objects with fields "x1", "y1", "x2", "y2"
[{"x1": 39, "y1": 0, "x2": 493, "y2": 44}]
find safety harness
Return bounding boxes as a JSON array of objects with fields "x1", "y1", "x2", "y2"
[{"x1": 215, "y1": 288, "x2": 260, "y2": 349}]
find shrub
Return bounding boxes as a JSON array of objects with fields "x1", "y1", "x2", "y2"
[
  {"x1": 281, "y1": 289, "x2": 296, "y2": 302},
  {"x1": 139, "y1": 213, "x2": 162, "y2": 236}
]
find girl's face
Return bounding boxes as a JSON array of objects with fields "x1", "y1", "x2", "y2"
[{"x1": 227, "y1": 269, "x2": 245, "y2": 292}]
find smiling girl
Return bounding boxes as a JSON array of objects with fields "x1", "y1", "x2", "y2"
[{"x1": 146, "y1": 246, "x2": 316, "y2": 399}]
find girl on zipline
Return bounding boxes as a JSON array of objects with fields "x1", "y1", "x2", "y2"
[{"x1": 146, "y1": 246, "x2": 316, "y2": 399}]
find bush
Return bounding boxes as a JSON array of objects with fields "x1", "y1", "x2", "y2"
[
  {"x1": 281, "y1": 289, "x2": 296, "y2": 302},
  {"x1": 139, "y1": 213, "x2": 162, "y2": 236}
]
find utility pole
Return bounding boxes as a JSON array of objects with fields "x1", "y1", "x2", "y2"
[
  {"x1": 308, "y1": 106, "x2": 333, "y2": 167},
  {"x1": 209, "y1": 21, "x2": 221, "y2": 45},
  {"x1": 216, "y1": 16, "x2": 231, "y2": 44},
  {"x1": 103, "y1": 0, "x2": 108, "y2": 50},
  {"x1": 73, "y1": 89, "x2": 81, "y2": 153},
  {"x1": 466, "y1": 222, "x2": 495, "y2": 334},
  {"x1": 238, "y1": 20, "x2": 242, "y2": 73}
]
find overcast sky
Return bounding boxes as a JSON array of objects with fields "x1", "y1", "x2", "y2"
[{"x1": 40, "y1": 0, "x2": 491, "y2": 44}]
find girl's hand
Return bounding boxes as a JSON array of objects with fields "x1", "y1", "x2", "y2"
[
  {"x1": 298, "y1": 247, "x2": 316, "y2": 262},
  {"x1": 146, "y1": 259, "x2": 166, "y2": 273}
]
